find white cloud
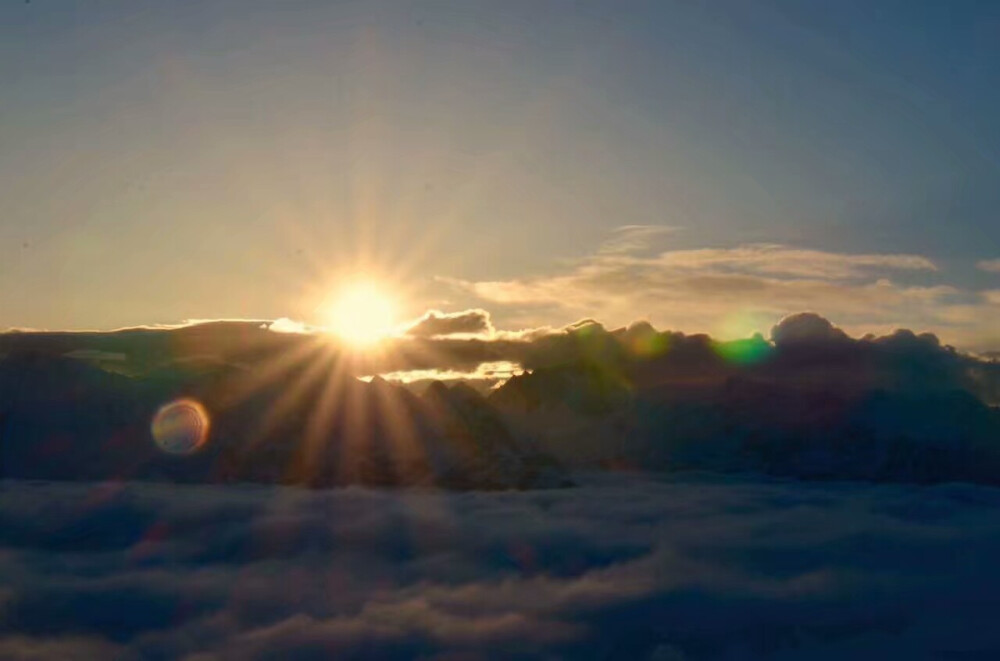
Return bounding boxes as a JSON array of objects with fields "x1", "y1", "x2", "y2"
[
  {"x1": 363, "y1": 360, "x2": 523, "y2": 385},
  {"x1": 268, "y1": 317, "x2": 314, "y2": 334}
]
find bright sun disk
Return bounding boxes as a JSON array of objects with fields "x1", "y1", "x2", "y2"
[{"x1": 324, "y1": 281, "x2": 397, "y2": 347}]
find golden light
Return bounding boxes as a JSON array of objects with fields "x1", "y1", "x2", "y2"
[{"x1": 323, "y1": 280, "x2": 397, "y2": 347}]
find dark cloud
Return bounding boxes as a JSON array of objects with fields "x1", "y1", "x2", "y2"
[
  {"x1": 5, "y1": 475, "x2": 1000, "y2": 658},
  {"x1": 3, "y1": 312, "x2": 1000, "y2": 656},
  {"x1": 2, "y1": 313, "x2": 995, "y2": 403},
  {"x1": 770, "y1": 312, "x2": 851, "y2": 346},
  {"x1": 0, "y1": 635, "x2": 125, "y2": 660},
  {"x1": 2, "y1": 311, "x2": 999, "y2": 492},
  {"x1": 404, "y1": 309, "x2": 495, "y2": 338}
]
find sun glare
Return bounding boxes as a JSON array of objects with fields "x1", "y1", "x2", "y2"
[{"x1": 324, "y1": 281, "x2": 397, "y2": 347}]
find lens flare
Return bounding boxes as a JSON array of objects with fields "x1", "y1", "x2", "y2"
[
  {"x1": 152, "y1": 398, "x2": 210, "y2": 455},
  {"x1": 712, "y1": 335, "x2": 772, "y2": 365}
]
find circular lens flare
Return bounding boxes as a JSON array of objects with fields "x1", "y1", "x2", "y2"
[{"x1": 152, "y1": 398, "x2": 210, "y2": 455}]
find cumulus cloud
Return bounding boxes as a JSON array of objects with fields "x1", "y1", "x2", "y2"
[
  {"x1": 5, "y1": 475, "x2": 1000, "y2": 658},
  {"x1": 3, "y1": 306, "x2": 997, "y2": 401},
  {"x1": 770, "y1": 312, "x2": 851, "y2": 346},
  {"x1": 403, "y1": 309, "x2": 495, "y2": 338}
]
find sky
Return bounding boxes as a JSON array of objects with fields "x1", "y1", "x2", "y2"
[{"x1": 1, "y1": 1, "x2": 998, "y2": 349}]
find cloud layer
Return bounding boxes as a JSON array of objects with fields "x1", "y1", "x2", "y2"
[
  {"x1": 444, "y1": 241, "x2": 999, "y2": 351},
  {"x1": 4, "y1": 309, "x2": 999, "y2": 494},
  {"x1": 5, "y1": 474, "x2": 1000, "y2": 659},
  {"x1": 2, "y1": 308, "x2": 997, "y2": 403}
]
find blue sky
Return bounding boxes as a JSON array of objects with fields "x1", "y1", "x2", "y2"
[{"x1": 1, "y1": 1, "x2": 997, "y2": 347}]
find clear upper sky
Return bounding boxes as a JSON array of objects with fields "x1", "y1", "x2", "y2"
[{"x1": 1, "y1": 1, "x2": 998, "y2": 348}]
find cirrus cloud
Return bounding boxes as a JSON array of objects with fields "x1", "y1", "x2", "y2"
[
  {"x1": 444, "y1": 240, "x2": 999, "y2": 351},
  {"x1": 978, "y1": 258, "x2": 1000, "y2": 273}
]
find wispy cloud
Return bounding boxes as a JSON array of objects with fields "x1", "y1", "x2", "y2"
[
  {"x1": 447, "y1": 239, "x2": 1000, "y2": 349},
  {"x1": 598, "y1": 225, "x2": 680, "y2": 254},
  {"x1": 978, "y1": 258, "x2": 1000, "y2": 273},
  {"x1": 647, "y1": 244, "x2": 936, "y2": 279}
]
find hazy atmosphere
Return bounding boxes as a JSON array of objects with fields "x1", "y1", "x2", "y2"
[{"x1": 2, "y1": 1, "x2": 999, "y2": 349}]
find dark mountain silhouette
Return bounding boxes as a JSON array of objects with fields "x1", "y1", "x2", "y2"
[
  {"x1": 0, "y1": 350, "x2": 570, "y2": 490},
  {"x1": 1, "y1": 312, "x2": 998, "y2": 489},
  {"x1": 488, "y1": 315, "x2": 1000, "y2": 485}
]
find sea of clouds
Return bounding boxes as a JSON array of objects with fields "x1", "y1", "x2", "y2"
[{"x1": 3, "y1": 473, "x2": 1000, "y2": 660}]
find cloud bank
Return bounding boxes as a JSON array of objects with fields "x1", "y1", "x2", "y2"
[
  {"x1": 2, "y1": 309, "x2": 999, "y2": 491},
  {"x1": 2, "y1": 307, "x2": 997, "y2": 404},
  {"x1": 5, "y1": 474, "x2": 1000, "y2": 659}
]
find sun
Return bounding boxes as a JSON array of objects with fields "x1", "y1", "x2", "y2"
[{"x1": 323, "y1": 280, "x2": 397, "y2": 347}]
